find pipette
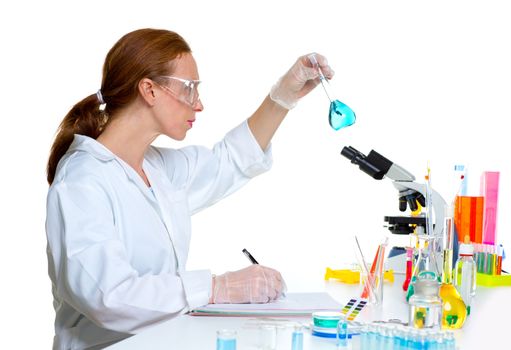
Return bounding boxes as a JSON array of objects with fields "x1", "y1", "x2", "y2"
[{"x1": 308, "y1": 54, "x2": 356, "y2": 131}]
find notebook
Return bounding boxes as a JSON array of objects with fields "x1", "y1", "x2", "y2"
[{"x1": 189, "y1": 292, "x2": 343, "y2": 317}]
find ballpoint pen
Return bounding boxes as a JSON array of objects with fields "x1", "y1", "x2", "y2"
[
  {"x1": 242, "y1": 248, "x2": 259, "y2": 265},
  {"x1": 242, "y1": 248, "x2": 287, "y2": 298}
]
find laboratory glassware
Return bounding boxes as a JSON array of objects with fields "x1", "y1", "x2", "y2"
[
  {"x1": 454, "y1": 236, "x2": 476, "y2": 315},
  {"x1": 308, "y1": 54, "x2": 356, "y2": 131},
  {"x1": 409, "y1": 271, "x2": 442, "y2": 329},
  {"x1": 259, "y1": 324, "x2": 277, "y2": 350},
  {"x1": 337, "y1": 317, "x2": 348, "y2": 348},
  {"x1": 403, "y1": 247, "x2": 413, "y2": 292},
  {"x1": 216, "y1": 329, "x2": 237, "y2": 350},
  {"x1": 439, "y1": 282, "x2": 467, "y2": 329},
  {"x1": 291, "y1": 325, "x2": 304, "y2": 350},
  {"x1": 406, "y1": 232, "x2": 441, "y2": 301},
  {"x1": 442, "y1": 206, "x2": 455, "y2": 284}
]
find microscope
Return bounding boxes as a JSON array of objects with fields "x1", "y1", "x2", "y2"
[{"x1": 340, "y1": 146, "x2": 455, "y2": 272}]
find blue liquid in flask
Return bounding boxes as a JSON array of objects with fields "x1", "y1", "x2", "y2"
[{"x1": 329, "y1": 100, "x2": 356, "y2": 131}]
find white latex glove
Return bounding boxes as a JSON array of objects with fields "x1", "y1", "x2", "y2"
[
  {"x1": 210, "y1": 265, "x2": 285, "y2": 304},
  {"x1": 269, "y1": 53, "x2": 334, "y2": 110}
]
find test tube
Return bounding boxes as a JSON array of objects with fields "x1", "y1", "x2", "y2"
[
  {"x1": 403, "y1": 247, "x2": 414, "y2": 291},
  {"x1": 497, "y1": 244, "x2": 503, "y2": 275},
  {"x1": 216, "y1": 329, "x2": 237, "y2": 350},
  {"x1": 291, "y1": 325, "x2": 303, "y2": 350}
]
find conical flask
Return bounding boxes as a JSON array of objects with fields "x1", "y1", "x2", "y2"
[{"x1": 406, "y1": 232, "x2": 442, "y2": 301}]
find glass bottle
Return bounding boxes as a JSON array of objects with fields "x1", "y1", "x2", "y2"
[
  {"x1": 454, "y1": 235, "x2": 476, "y2": 315},
  {"x1": 409, "y1": 271, "x2": 442, "y2": 329}
]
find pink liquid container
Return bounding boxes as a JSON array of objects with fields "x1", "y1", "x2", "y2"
[{"x1": 480, "y1": 171, "x2": 499, "y2": 245}]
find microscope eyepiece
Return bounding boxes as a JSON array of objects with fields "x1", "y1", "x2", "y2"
[
  {"x1": 341, "y1": 146, "x2": 392, "y2": 180},
  {"x1": 341, "y1": 146, "x2": 365, "y2": 162}
]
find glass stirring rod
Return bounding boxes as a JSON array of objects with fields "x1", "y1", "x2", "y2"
[
  {"x1": 308, "y1": 54, "x2": 334, "y2": 102},
  {"x1": 308, "y1": 54, "x2": 356, "y2": 131}
]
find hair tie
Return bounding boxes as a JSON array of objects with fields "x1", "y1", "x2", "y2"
[{"x1": 96, "y1": 89, "x2": 105, "y2": 105}]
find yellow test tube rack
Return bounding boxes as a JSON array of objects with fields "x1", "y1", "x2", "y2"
[{"x1": 475, "y1": 272, "x2": 511, "y2": 287}]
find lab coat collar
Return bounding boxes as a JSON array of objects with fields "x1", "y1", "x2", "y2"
[
  {"x1": 69, "y1": 134, "x2": 156, "y2": 203},
  {"x1": 69, "y1": 134, "x2": 116, "y2": 162}
]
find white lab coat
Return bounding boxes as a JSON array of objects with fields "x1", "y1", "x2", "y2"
[{"x1": 45, "y1": 121, "x2": 272, "y2": 350}]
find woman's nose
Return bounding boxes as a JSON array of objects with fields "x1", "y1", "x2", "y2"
[{"x1": 193, "y1": 99, "x2": 204, "y2": 112}]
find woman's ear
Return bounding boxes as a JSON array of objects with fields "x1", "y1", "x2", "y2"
[{"x1": 138, "y1": 78, "x2": 157, "y2": 106}]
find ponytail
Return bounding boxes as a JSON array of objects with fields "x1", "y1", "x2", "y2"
[{"x1": 46, "y1": 94, "x2": 106, "y2": 185}]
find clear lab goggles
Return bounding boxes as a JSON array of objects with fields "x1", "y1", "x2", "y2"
[{"x1": 155, "y1": 76, "x2": 201, "y2": 108}]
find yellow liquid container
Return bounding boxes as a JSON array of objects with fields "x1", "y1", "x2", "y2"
[{"x1": 440, "y1": 283, "x2": 467, "y2": 329}]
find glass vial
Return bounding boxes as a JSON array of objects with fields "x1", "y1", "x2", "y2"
[
  {"x1": 291, "y1": 325, "x2": 303, "y2": 350},
  {"x1": 337, "y1": 318, "x2": 348, "y2": 348},
  {"x1": 216, "y1": 329, "x2": 236, "y2": 350},
  {"x1": 259, "y1": 325, "x2": 276, "y2": 350}
]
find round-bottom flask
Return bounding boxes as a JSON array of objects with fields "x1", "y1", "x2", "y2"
[{"x1": 439, "y1": 283, "x2": 467, "y2": 329}]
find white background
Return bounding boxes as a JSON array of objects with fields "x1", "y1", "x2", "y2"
[{"x1": 1, "y1": 0, "x2": 510, "y2": 347}]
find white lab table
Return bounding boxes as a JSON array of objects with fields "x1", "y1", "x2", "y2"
[{"x1": 107, "y1": 275, "x2": 510, "y2": 349}]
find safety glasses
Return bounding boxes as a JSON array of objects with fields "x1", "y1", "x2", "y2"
[{"x1": 155, "y1": 76, "x2": 201, "y2": 108}]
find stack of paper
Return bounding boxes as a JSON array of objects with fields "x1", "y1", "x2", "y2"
[{"x1": 189, "y1": 292, "x2": 343, "y2": 317}]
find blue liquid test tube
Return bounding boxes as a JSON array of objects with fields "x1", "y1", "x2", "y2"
[{"x1": 291, "y1": 325, "x2": 303, "y2": 350}]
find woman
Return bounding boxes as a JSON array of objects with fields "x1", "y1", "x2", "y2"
[{"x1": 46, "y1": 28, "x2": 333, "y2": 349}]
